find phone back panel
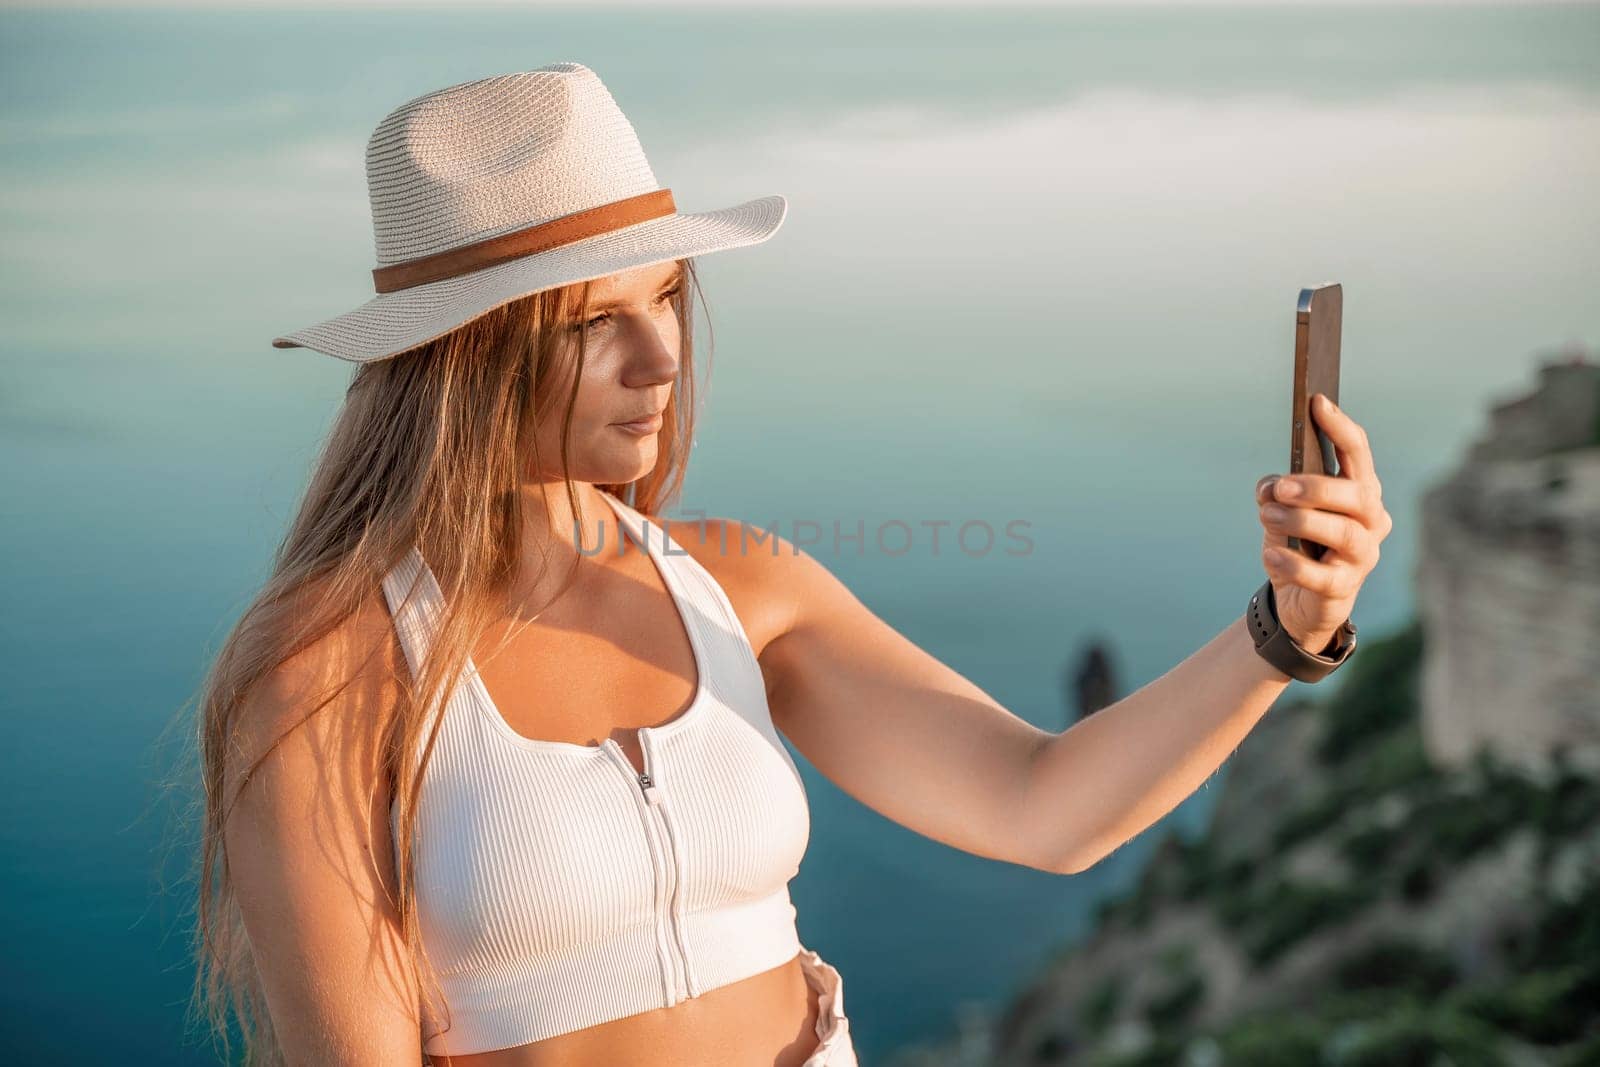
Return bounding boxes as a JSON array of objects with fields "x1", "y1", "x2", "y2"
[{"x1": 1292, "y1": 282, "x2": 1343, "y2": 478}]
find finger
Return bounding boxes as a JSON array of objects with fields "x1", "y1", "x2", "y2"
[
  {"x1": 1264, "y1": 543, "x2": 1363, "y2": 601},
  {"x1": 1260, "y1": 513, "x2": 1290, "y2": 563},
  {"x1": 1261, "y1": 499, "x2": 1377, "y2": 566},
  {"x1": 1271, "y1": 471, "x2": 1385, "y2": 526},
  {"x1": 1311, "y1": 394, "x2": 1376, "y2": 483},
  {"x1": 1257, "y1": 476, "x2": 1292, "y2": 557}
]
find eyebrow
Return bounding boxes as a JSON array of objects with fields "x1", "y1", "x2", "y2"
[{"x1": 585, "y1": 267, "x2": 685, "y2": 312}]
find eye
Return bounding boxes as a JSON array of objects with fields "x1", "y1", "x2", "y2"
[
  {"x1": 653, "y1": 283, "x2": 683, "y2": 310},
  {"x1": 574, "y1": 283, "x2": 681, "y2": 332}
]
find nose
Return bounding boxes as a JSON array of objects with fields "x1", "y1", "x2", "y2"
[{"x1": 617, "y1": 315, "x2": 679, "y2": 387}]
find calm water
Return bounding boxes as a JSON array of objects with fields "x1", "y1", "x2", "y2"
[{"x1": 2, "y1": 4, "x2": 1597, "y2": 1062}]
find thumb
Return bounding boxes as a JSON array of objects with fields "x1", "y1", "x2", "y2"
[{"x1": 1256, "y1": 475, "x2": 1291, "y2": 562}]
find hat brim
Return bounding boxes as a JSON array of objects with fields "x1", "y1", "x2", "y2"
[{"x1": 269, "y1": 193, "x2": 787, "y2": 364}]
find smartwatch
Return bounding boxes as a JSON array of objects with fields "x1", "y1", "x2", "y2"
[{"x1": 1246, "y1": 578, "x2": 1357, "y2": 683}]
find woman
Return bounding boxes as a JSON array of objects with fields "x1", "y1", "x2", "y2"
[{"x1": 192, "y1": 65, "x2": 1391, "y2": 1066}]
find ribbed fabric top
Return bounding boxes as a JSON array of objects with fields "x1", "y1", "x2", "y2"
[{"x1": 379, "y1": 489, "x2": 812, "y2": 1056}]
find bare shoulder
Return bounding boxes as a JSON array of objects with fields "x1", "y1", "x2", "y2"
[
  {"x1": 662, "y1": 513, "x2": 833, "y2": 659},
  {"x1": 225, "y1": 579, "x2": 405, "y2": 805},
  {"x1": 222, "y1": 575, "x2": 426, "y2": 1059}
]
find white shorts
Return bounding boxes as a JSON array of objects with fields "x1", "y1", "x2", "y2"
[{"x1": 798, "y1": 947, "x2": 858, "y2": 1067}]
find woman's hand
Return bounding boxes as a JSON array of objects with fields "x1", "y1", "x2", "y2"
[{"x1": 1254, "y1": 393, "x2": 1393, "y2": 655}]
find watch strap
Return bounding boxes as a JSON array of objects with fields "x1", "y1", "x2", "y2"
[{"x1": 1246, "y1": 578, "x2": 1357, "y2": 683}]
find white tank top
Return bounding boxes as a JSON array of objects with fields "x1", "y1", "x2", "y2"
[{"x1": 379, "y1": 489, "x2": 812, "y2": 1057}]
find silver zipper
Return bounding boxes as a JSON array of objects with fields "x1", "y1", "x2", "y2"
[
  {"x1": 604, "y1": 738, "x2": 678, "y2": 1004},
  {"x1": 605, "y1": 734, "x2": 696, "y2": 1003},
  {"x1": 636, "y1": 764, "x2": 687, "y2": 1001},
  {"x1": 641, "y1": 730, "x2": 700, "y2": 1000},
  {"x1": 659, "y1": 805, "x2": 699, "y2": 998}
]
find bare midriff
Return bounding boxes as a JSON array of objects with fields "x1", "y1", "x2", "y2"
[{"x1": 430, "y1": 950, "x2": 820, "y2": 1067}]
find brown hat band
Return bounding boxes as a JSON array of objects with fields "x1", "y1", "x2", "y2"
[{"x1": 371, "y1": 188, "x2": 678, "y2": 294}]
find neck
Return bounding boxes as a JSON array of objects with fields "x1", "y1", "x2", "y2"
[{"x1": 503, "y1": 478, "x2": 630, "y2": 618}]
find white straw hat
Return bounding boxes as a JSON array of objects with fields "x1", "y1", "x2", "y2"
[{"x1": 270, "y1": 62, "x2": 787, "y2": 364}]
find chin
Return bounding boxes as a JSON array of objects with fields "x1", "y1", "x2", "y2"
[{"x1": 595, "y1": 445, "x2": 658, "y2": 482}]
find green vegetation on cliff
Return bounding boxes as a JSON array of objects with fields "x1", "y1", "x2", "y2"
[{"x1": 1045, "y1": 620, "x2": 1600, "y2": 1067}]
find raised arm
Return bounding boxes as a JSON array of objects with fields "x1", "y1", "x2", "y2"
[
  {"x1": 1025, "y1": 394, "x2": 1390, "y2": 874},
  {"x1": 749, "y1": 394, "x2": 1389, "y2": 877},
  {"x1": 223, "y1": 599, "x2": 424, "y2": 1065},
  {"x1": 750, "y1": 532, "x2": 1057, "y2": 873}
]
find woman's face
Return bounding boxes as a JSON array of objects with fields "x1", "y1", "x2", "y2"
[{"x1": 529, "y1": 260, "x2": 685, "y2": 485}]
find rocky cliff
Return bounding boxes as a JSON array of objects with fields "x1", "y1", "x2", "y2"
[{"x1": 1415, "y1": 352, "x2": 1600, "y2": 777}]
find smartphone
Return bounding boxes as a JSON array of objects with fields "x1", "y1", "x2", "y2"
[{"x1": 1287, "y1": 282, "x2": 1343, "y2": 561}]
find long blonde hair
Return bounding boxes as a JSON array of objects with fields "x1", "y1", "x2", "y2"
[{"x1": 182, "y1": 258, "x2": 705, "y2": 1064}]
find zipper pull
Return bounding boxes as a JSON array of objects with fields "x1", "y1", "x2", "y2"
[{"x1": 639, "y1": 771, "x2": 664, "y2": 805}]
